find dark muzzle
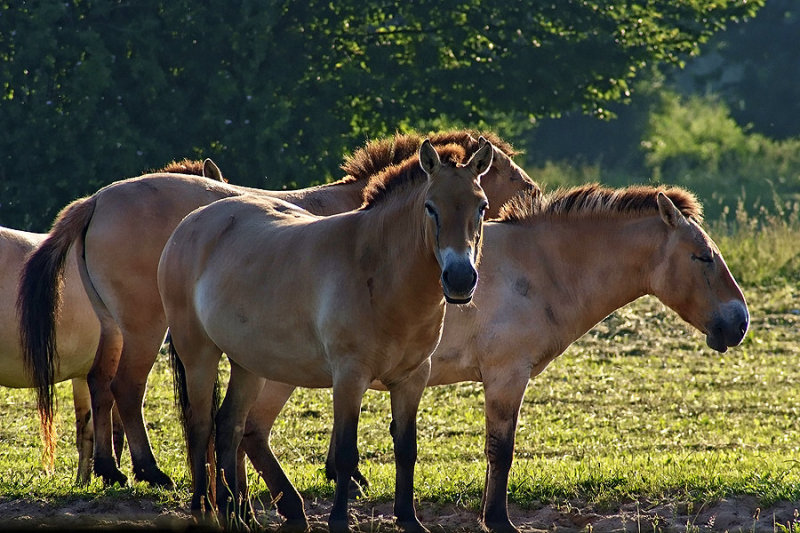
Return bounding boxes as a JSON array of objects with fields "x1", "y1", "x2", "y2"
[
  {"x1": 441, "y1": 262, "x2": 478, "y2": 304},
  {"x1": 705, "y1": 301, "x2": 750, "y2": 353}
]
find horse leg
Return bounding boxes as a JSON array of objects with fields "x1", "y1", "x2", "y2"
[
  {"x1": 87, "y1": 328, "x2": 128, "y2": 486},
  {"x1": 111, "y1": 330, "x2": 173, "y2": 487},
  {"x1": 175, "y1": 341, "x2": 222, "y2": 520},
  {"x1": 325, "y1": 418, "x2": 370, "y2": 493},
  {"x1": 389, "y1": 359, "x2": 431, "y2": 532},
  {"x1": 214, "y1": 362, "x2": 264, "y2": 527},
  {"x1": 242, "y1": 380, "x2": 307, "y2": 526},
  {"x1": 479, "y1": 372, "x2": 529, "y2": 533},
  {"x1": 111, "y1": 403, "x2": 125, "y2": 466},
  {"x1": 328, "y1": 368, "x2": 372, "y2": 533},
  {"x1": 71, "y1": 378, "x2": 93, "y2": 486}
]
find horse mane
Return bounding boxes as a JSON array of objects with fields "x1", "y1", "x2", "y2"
[
  {"x1": 154, "y1": 159, "x2": 206, "y2": 176},
  {"x1": 360, "y1": 144, "x2": 469, "y2": 209},
  {"x1": 497, "y1": 183, "x2": 704, "y2": 224},
  {"x1": 342, "y1": 130, "x2": 518, "y2": 183}
]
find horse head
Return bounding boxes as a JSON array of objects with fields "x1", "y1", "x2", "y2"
[
  {"x1": 419, "y1": 139, "x2": 492, "y2": 304},
  {"x1": 651, "y1": 192, "x2": 749, "y2": 352},
  {"x1": 473, "y1": 135, "x2": 538, "y2": 219}
]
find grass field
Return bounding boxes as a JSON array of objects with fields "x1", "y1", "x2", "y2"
[{"x1": 0, "y1": 215, "x2": 798, "y2": 531}]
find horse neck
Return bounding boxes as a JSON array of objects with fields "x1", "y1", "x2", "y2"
[
  {"x1": 354, "y1": 186, "x2": 444, "y2": 317},
  {"x1": 504, "y1": 214, "x2": 664, "y2": 342}
]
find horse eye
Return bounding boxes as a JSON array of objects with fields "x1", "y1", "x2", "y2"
[
  {"x1": 479, "y1": 202, "x2": 489, "y2": 216},
  {"x1": 424, "y1": 203, "x2": 436, "y2": 217},
  {"x1": 691, "y1": 253, "x2": 713, "y2": 263}
]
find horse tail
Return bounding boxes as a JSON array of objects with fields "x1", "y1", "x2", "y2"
[
  {"x1": 17, "y1": 195, "x2": 98, "y2": 470},
  {"x1": 168, "y1": 331, "x2": 220, "y2": 466},
  {"x1": 168, "y1": 331, "x2": 191, "y2": 440}
]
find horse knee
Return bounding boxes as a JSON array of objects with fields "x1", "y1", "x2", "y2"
[
  {"x1": 334, "y1": 438, "x2": 359, "y2": 475},
  {"x1": 390, "y1": 420, "x2": 418, "y2": 467}
]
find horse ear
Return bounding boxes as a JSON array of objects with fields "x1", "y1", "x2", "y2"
[
  {"x1": 419, "y1": 139, "x2": 441, "y2": 178},
  {"x1": 203, "y1": 158, "x2": 226, "y2": 183},
  {"x1": 468, "y1": 140, "x2": 494, "y2": 180},
  {"x1": 657, "y1": 192, "x2": 685, "y2": 228}
]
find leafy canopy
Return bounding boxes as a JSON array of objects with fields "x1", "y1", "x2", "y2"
[{"x1": 0, "y1": 0, "x2": 762, "y2": 230}]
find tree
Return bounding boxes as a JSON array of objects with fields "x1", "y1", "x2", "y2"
[
  {"x1": 670, "y1": 0, "x2": 800, "y2": 140},
  {"x1": 0, "y1": 0, "x2": 762, "y2": 230}
]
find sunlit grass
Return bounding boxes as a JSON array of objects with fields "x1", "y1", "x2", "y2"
[{"x1": 0, "y1": 222, "x2": 798, "y2": 525}]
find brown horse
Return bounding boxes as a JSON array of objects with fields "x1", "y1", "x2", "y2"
[
  {"x1": 1, "y1": 158, "x2": 219, "y2": 483},
  {"x1": 10, "y1": 159, "x2": 222, "y2": 483},
  {"x1": 16, "y1": 131, "x2": 536, "y2": 488},
  {"x1": 159, "y1": 140, "x2": 493, "y2": 530},
  {"x1": 241, "y1": 184, "x2": 749, "y2": 532},
  {"x1": 0, "y1": 226, "x2": 101, "y2": 484}
]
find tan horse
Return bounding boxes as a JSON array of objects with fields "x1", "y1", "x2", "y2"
[
  {"x1": 1, "y1": 157, "x2": 216, "y2": 484},
  {"x1": 241, "y1": 184, "x2": 749, "y2": 532},
  {"x1": 0, "y1": 227, "x2": 101, "y2": 484},
  {"x1": 17, "y1": 131, "x2": 536, "y2": 488},
  {"x1": 10, "y1": 159, "x2": 223, "y2": 483},
  {"x1": 160, "y1": 140, "x2": 493, "y2": 531}
]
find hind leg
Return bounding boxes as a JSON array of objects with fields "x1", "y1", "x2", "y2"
[
  {"x1": 174, "y1": 340, "x2": 224, "y2": 519},
  {"x1": 111, "y1": 328, "x2": 173, "y2": 487},
  {"x1": 71, "y1": 378, "x2": 93, "y2": 486},
  {"x1": 112, "y1": 403, "x2": 125, "y2": 466},
  {"x1": 243, "y1": 380, "x2": 307, "y2": 526},
  {"x1": 88, "y1": 328, "x2": 128, "y2": 486},
  {"x1": 215, "y1": 363, "x2": 265, "y2": 526}
]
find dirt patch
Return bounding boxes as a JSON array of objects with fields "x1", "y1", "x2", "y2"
[{"x1": 1, "y1": 495, "x2": 799, "y2": 532}]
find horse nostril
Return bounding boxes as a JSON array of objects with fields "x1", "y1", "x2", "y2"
[
  {"x1": 470, "y1": 270, "x2": 477, "y2": 288},
  {"x1": 739, "y1": 321, "x2": 748, "y2": 336},
  {"x1": 442, "y1": 270, "x2": 450, "y2": 286}
]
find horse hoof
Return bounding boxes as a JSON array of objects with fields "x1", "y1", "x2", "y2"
[
  {"x1": 347, "y1": 478, "x2": 366, "y2": 499},
  {"x1": 134, "y1": 468, "x2": 174, "y2": 489},
  {"x1": 482, "y1": 519, "x2": 520, "y2": 533},
  {"x1": 99, "y1": 469, "x2": 128, "y2": 487}
]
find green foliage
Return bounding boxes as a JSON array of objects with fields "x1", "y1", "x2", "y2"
[
  {"x1": 0, "y1": 0, "x2": 763, "y2": 230},
  {"x1": 641, "y1": 91, "x2": 800, "y2": 219},
  {"x1": 710, "y1": 198, "x2": 800, "y2": 286},
  {"x1": 672, "y1": 0, "x2": 800, "y2": 140},
  {"x1": 525, "y1": 90, "x2": 800, "y2": 223}
]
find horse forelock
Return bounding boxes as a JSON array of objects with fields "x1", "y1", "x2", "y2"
[
  {"x1": 497, "y1": 183, "x2": 703, "y2": 224},
  {"x1": 155, "y1": 159, "x2": 206, "y2": 176},
  {"x1": 341, "y1": 130, "x2": 517, "y2": 182},
  {"x1": 360, "y1": 144, "x2": 469, "y2": 209}
]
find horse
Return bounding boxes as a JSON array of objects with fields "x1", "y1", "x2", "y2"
[
  {"x1": 16, "y1": 131, "x2": 536, "y2": 488},
  {"x1": 1, "y1": 159, "x2": 221, "y2": 484},
  {"x1": 239, "y1": 184, "x2": 749, "y2": 532},
  {"x1": 160, "y1": 140, "x2": 493, "y2": 531},
  {"x1": 0, "y1": 226, "x2": 101, "y2": 485}
]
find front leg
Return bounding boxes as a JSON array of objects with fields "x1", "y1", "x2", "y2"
[
  {"x1": 389, "y1": 359, "x2": 431, "y2": 532},
  {"x1": 479, "y1": 372, "x2": 529, "y2": 533},
  {"x1": 71, "y1": 378, "x2": 93, "y2": 486},
  {"x1": 329, "y1": 367, "x2": 372, "y2": 533}
]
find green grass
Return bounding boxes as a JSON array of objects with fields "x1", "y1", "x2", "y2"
[{"x1": 1, "y1": 219, "x2": 798, "y2": 523}]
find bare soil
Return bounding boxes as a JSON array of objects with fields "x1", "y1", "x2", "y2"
[{"x1": 2, "y1": 495, "x2": 799, "y2": 532}]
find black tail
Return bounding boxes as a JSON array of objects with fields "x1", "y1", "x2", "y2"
[
  {"x1": 17, "y1": 195, "x2": 96, "y2": 468},
  {"x1": 168, "y1": 332, "x2": 220, "y2": 452}
]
